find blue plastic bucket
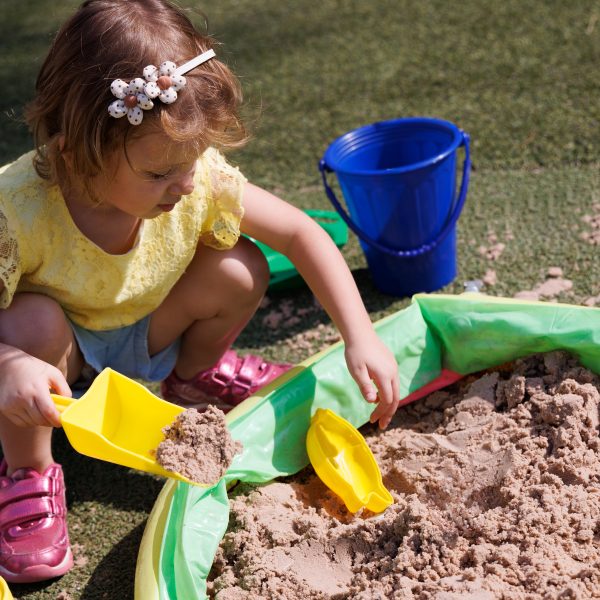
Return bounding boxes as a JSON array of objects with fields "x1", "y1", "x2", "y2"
[{"x1": 319, "y1": 117, "x2": 471, "y2": 297}]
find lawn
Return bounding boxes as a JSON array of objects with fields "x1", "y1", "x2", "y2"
[{"x1": 1, "y1": 0, "x2": 599, "y2": 598}]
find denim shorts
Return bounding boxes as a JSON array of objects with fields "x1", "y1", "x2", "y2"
[{"x1": 67, "y1": 315, "x2": 180, "y2": 393}]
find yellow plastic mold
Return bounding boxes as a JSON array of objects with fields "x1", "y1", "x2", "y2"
[{"x1": 306, "y1": 408, "x2": 393, "y2": 513}]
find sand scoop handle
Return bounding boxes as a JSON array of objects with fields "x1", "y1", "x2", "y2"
[{"x1": 51, "y1": 394, "x2": 77, "y2": 415}]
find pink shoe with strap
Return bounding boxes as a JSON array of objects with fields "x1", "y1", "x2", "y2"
[
  {"x1": 160, "y1": 349, "x2": 292, "y2": 412},
  {"x1": 0, "y1": 460, "x2": 72, "y2": 583}
]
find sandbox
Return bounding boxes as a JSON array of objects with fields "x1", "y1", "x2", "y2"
[
  {"x1": 210, "y1": 351, "x2": 600, "y2": 598},
  {"x1": 135, "y1": 294, "x2": 600, "y2": 600}
]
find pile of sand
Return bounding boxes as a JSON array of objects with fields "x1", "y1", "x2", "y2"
[
  {"x1": 155, "y1": 406, "x2": 242, "y2": 485},
  {"x1": 209, "y1": 351, "x2": 600, "y2": 599}
]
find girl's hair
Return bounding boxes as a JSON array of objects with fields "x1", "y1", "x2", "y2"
[{"x1": 25, "y1": 0, "x2": 247, "y2": 187}]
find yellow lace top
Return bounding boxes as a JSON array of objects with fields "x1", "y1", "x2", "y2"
[{"x1": 0, "y1": 148, "x2": 247, "y2": 330}]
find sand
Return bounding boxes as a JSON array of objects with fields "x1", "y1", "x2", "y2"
[
  {"x1": 155, "y1": 406, "x2": 242, "y2": 485},
  {"x1": 209, "y1": 351, "x2": 600, "y2": 599}
]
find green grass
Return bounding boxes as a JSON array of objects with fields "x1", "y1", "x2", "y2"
[{"x1": 2, "y1": 0, "x2": 600, "y2": 598}]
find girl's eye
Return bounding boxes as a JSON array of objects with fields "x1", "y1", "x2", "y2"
[{"x1": 148, "y1": 170, "x2": 173, "y2": 180}]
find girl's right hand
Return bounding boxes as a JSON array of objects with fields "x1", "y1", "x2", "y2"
[{"x1": 0, "y1": 348, "x2": 69, "y2": 428}]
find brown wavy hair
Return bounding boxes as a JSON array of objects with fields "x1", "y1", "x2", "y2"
[{"x1": 25, "y1": 0, "x2": 247, "y2": 188}]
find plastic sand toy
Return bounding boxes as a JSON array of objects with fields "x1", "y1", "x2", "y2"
[
  {"x1": 306, "y1": 408, "x2": 393, "y2": 513},
  {"x1": 51, "y1": 368, "x2": 208, "y2": 487},
  {"x1": 0, "y1": 576, "x2": 13, "y2": 600}
]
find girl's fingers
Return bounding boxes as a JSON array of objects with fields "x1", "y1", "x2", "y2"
[
  {"x1": 46, "y1": 370, "x2": 70, "y2": 426},
  {"x1": 36, "y1": 396, "x2": 62, "y2": 428},
  {"x1": 369, "y1": 371, "x2": 401, "y2": 429},
  {"x1": 378, "y1": 375, "x2": 395, "y2": 408},
  {"x1": 354, "y1": 365, "x2": 378, "y2": 402},
  {"x1": 383, "y1": 375, "x2": 402, "y2": 427},
  {"x1": 369, "y1": 402, "x2": 386, "y2": 426},
  {"x1": 25, "y1": 404, "x2": 48, "y2": 427},
  {"x1": 391, "y1": 374, "x2": 400, "y2": 403},
  {"x1": 379, "y1": 395, "x2": 401, "y2": 429},
  {"x1": 363, "y1": 382, "x2": 378, "y2": 402},
  {"x1": 48, "y1": 370, "x2": 72, "y2": 398},
  {"x1": 6, "y1": 392, "x2": 62, "y2": 428},
  {"x1": 369, "y1": 382, "x2": 393, "y2": 427},
  {"x1": 349, "y1": 350, "x2": 401, "y2": 428},
  {"x1": 0, "y1": 365, "x2": 69, "y2": 428}
]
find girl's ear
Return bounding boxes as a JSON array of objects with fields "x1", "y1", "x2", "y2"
[{"x1": 58, "y1": 135, "x2": 74, "y2": 169}]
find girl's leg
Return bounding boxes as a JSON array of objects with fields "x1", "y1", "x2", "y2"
[
  {"x1": 0, "y1": 294, "x2": 81, "y2": 582},
  {"x1": 148, "y1": 237, "x2": 270, "y2": 377},
  {"x1": 0, "y1": 293, "x2": 84, "y2": 474}
]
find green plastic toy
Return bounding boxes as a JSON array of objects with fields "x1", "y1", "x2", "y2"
[{"x1": 247, "y1": 209, "x2": 348, "y2": 291}]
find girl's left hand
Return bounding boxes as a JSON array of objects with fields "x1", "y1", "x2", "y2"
[{"x1": 344, "y1": 334, "x2": 400, "y2": 429}]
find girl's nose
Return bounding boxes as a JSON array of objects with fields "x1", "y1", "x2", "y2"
[{"x1": 168, "y1": 169, "x2": 195, "y2": 196}]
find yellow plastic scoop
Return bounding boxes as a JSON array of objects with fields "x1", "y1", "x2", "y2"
[
  {"x1": 306, "y1": 408, "x2": 393, "y2": 514},
  {"x1": 51, "y1": 367, "x2": 201, "y2": 486},
  {"x1": 0, "y1": 575, "x2": 13, "y2": 600}
]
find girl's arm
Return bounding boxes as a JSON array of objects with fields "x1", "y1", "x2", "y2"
[{"x1": 241, "y1": 182, "x2": 400, "y2": 428}]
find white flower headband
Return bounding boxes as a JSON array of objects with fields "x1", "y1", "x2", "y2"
[{"x1": 108, "y1": 49, "x2": 216, "y2": 126}]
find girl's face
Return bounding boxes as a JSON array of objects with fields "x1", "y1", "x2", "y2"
[{"x1": 95, "y1": 131, "x2": 199, "y2": 219}]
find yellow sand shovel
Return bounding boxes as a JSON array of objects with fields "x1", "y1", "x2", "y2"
[
  {"x1": 0, "y1": 575, "x2": 13, "y2": 600},
  {"x1": 306, "y1": 408, "x2": 393, "y2": 513},
  {"x1": 50, "y1": 367, "x2": 198, "y2": 486}
]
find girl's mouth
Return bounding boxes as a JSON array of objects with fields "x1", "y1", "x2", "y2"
[{"x1": 158, "y1": 198, "x2": 180, "y2": 212}]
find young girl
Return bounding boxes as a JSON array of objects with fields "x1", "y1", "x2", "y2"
[{"x1": 0, "y1": 0, "x2": 400, "y2": 583}]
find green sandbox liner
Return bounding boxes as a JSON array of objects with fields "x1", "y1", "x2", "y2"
[{"x1": 135, "y1": 294, "x2": 600, "y2": 600}]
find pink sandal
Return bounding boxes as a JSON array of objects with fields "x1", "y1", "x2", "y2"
[
  {"x1": 0, "y1": 460, "x2": 72, "y2": 583},
  {"x1": 161, "y1": 349, "x2": 292, "y2": 412}
]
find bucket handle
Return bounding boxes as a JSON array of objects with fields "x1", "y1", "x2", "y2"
[{"x1": 319, "y1": 131, "x2": 471, "y2": 258}]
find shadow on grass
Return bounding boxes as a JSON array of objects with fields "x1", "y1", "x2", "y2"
[
  {"x1": 11, "y1": 521, "x2": 145, "y2": 600},
  {"x1": 238, "y1": 268, "x2": 403, "y2": 349},
  {"x1": 350, "y1": 268, "x2": 411, "y2": 313},
  {"x1": 78, "y1": 521, "x2": 145, "y2": 600},
  {"x1": 52, "y1": 429, "x2": 165, "y2": 513}
]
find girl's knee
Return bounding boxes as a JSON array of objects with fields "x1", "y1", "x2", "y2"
[
  {"x1": 0, "y1": 293, "x2": 72, "y2": 356},
  {"x1": 200, "y1": 237, "x2": 269, "y2": 299},
  {"x1": 227, "y1": 237, "x2": 270, "y2": 295}
]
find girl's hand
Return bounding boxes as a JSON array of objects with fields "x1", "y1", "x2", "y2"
[
  {"x1": 344, "y1": 334, "x2": 400, "y2": 429},
  {"x1": 0, "y1": 348, "x2": 68, "y2": 428}
]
